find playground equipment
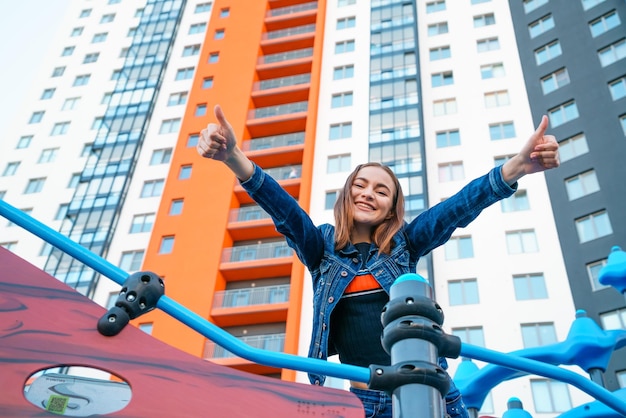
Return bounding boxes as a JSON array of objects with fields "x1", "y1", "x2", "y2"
[{"x1": 2, "y1": 198, "x2": 626, "y2": 417}]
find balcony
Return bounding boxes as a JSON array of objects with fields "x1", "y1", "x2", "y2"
[
  {"x1": 227, "y1": 205, "x2": 276, "y2": 241},
  {"x1": 242, "y1": 131, "x2": 305, "y2": 169},
  {"x1": 266, "y1": 1, "x2": 317, "y2": 19},
  {"x1": 257, "y1": 47, "x2": 313, "y2": 80},
  {"x1": 211, "y1": 285, "x2": 291, "y2": 326},
  {"x1": 247, "y1": 102, "x2": 308, "y2": 137},
  {"x1": 220, "y1": 240, "x2": 294, "y2": 280},
  {"x1": 235, "y1": 164, "x2": 302, "y2": 205}
]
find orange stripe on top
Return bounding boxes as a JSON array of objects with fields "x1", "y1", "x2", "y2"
[{"x1": 345, "y1": 273, "x2": 381, "y2": 295}]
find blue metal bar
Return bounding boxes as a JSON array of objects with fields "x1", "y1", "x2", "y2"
[
  {"x1": 0, "y1": 199, "x2": 370, "y2": 383},
  {"x1": 461, "y1": 344, "x2": 626, "y2": 416}
]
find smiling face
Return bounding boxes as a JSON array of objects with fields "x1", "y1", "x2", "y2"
[{"x1": 349, "y1": 165, "x2": 397, "y2": 241}]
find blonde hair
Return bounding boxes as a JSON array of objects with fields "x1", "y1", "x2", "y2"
[{"x1": 333, "y1": 162, "x2": 405, "y2": 254}]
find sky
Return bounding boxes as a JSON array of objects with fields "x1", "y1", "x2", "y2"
[{"x1": 0, "y1": 1, "x2": 71, "y2": 132}]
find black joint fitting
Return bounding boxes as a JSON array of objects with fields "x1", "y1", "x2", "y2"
[
  {"x1": 381, "y1": 294, "x2": 444, "y2": 327},
  {"x1": 368, "y1": 361, "x2": 451, "y2": 396},
  {"x1": 381, "y1": 316, "x2": 462, "y2": 359},
  {"x1": 97, "y1": 271, "x2": 164, "y2": 336}
]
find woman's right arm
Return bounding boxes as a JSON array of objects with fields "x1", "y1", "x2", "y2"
[{"x1": 197, "y1": 105, "x2": 324, "y2": 269}]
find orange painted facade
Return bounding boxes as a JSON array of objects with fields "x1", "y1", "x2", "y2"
[{"x1": 138, "y1": 0, "x2": 327, "y2": 382}]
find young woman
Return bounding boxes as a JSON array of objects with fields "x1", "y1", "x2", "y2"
[{"x1": 198, "y1": 105, "x2": 559, "y2": 418}]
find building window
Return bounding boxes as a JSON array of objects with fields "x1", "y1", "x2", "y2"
[
  {"x1": 531, "y1": 379, "x2": 571, "y2": 413},
  {"x1": 55, "y1": 204, "x2": 69, "y2": 221},
  {"x1": 24, "y1": 178, "x2": 46, "y2": 194},
  {"x1": 333, "y1": 65, "x2": 354, "y2": 80},
  {"x1": 522, "y1": 322, "x2": 557, "y2": 347},
  {"x1": 335, "y1": 40, "x2": 355, "y2": 54},
  {"x1": 617, "y1": 371, "x2": 626, "y2": 388},
  {"x1": 430, "y1": 46, "x2": 451, "y2": 61},
  {"x1": 436, "y1": 129, "x2": 460, "y2": 148},
  {"x1": 559, "y1": 133, "x2": 588, "y2": 162},
  {"x1": 52, "y1": 66, "x2": 66, "y2": 77},
  {"x1": 621, "y1": 114, "x2": 626, "y2": 135},
  {"x1": 79, "y1": 8, "x2": 91, "y2": 18},
  {"x1": 489, "y1": 122, "x2": 515, "y2": 140},
  {"x1": 582, "y1": 0, "x2": 607, "y2": 11},
  {"x1": 448, "y1": 279, "x2": 479, "y2": 305},
  {"x1": 438, "y1": 162, "x2": 464, "y2": 182},
  {"x1": 187, "y1": 133, "x2": 199, "y2": 147},
  {"x1": 576, "y1": 210, "x2": 613, "y2": 243},
  {"x1": 92, "y1": 32, "x2": 108, "y2": 43},
  {"x1": 587, "y1": 259, "x2": 609, "y2": 291},
  {"x1": 0, "y1": 242, "x2": 17, "y2": 250},
  {"x1": 433, "y1": 98, "x2": 457, "y2": 116},
  {"x1": 208, "y1": 52, "x2": 219, "y2": 63},
  {"x1": 119, "y1": 250, "x2": 144, "y2": 272},
  {"x1": 159, "y1": 236, "x2": 175, "y2": 254},
  {"x1": 474, "y1": 13, "x2": 495, "y2": 28},
  {"x1": 71, "y1": 27, "x2": 84, "y2": 37},
  {"x1": 426, "y1": 0, "x2": 446, "y2": 13},
  {"x1": 477, "y1": 37, "x2": 500, "y2": 52},
  {"x1": 100, "y1": 13, "x2": 115, "y2": 23},
  {"x1": 159, "y1": 118, "x2": 181, "y2": 134},
  {"x1": 220, "y1": 8, "x2": 230, "y2": 18},
  {"x1": 338, "y1": 0, "x2": 356, "y2": 6},
  {"x1": 432, "y1": 71, "x2": 454, "y2": 87},
  {"x1": 83, "y1": 52, "x2": 99, "y2": 64},
  {"x1": 62, "y1": 97, "x2": 81, "y2": 111},
  {"x1": 549, "y1": 101, "x2": 579, "y2": 127},
  {"x1": 140, "y1": 180, "x2": 164, "y2": 198},
  {"x1": 541, "y1": 67, "x2": 570, "y2": 94},
  {"x1": 590, "y1": 10, "x2": 621, "y2": 38},
  {"x1": 195, "y1": 2, "x2": 212, "y2": 13},
  {"x1": 202, "y1": 77, "x2": 214, "y2": 89},
  {"x1": 61, "y1": 46, "x2": 75, "y2": 56},
  {"x1": 16, "y1": 135, "x2": 32, "y2": 149},
  {"x1": 175, "y1": 67, "x2": 195, "y2": 80},
  {"x1": 337, "y1": 16, "x2": 356, "y2": 29},
  {"x1": 529, "y1": 14, "x2": 555, "y2": 38},
  {"x1": 29, "y1": 111, "x2": 44, "y2": 124},
  {"x1": 330, "y1": 122, "x2": 352, "y2": 140},
  {"x1": 38, "y1": 148, "x2": 59, "y2": 163},
  {"x1": 183, "y1": 44, "x2": 201, "y2": 56},
  {"x1": 523, "y1": 0, "x2": 548, "y2": 14},
  {"x1": 150, "y1": 148, "x2": 173, "y2": 165},
  {"x1": 138, "y1": 323, "x2": 153, "y2": 334},
  {"x1": 513, "y1": 273, "x2": 548, "y2": 300},
  {"x1": 170, "y1": 199, "x2": 184, "y2": 215},
  {"x1": 179, "y1": 165, "x2": 192, "y2": 180},
  {"x1": 41, "y1": 88, "x2": 55, "y2": 100},
  {"x1": 68, "y1": 173, "x2": 81, "y2": 188},
  {"x1": 451, "y1": 327, "x2": 485, "y2": 346},
  {"x1": 535, "y1": 40, "x2": 562, "y2": 65},
  {"x1": 2, "y1": 162, "x2": 20, "y2": 177},
  {"x1": 427, "y1": 22, "x2": 448, "y2": 36},
  {"x1": 189, "y1": 22, "x2": 207, "y2": 34},
  {"x1": 325, "y1": 191, "x2": 339, "y2": 210},
  {"x1": 130, "y1": 213, "x2": 155, "y2": 233},
  {"x1": 444, "y1": 236, "x2": 474, "y2": 260},
  {"x1": 600, "y1": 307, "x2": 626, "y2": 329},
  {"x1": 327, "y1": 154, "x2": 351, "y2": 174},
  {"x1": 331, "y1": 92, "x2": 353, "y2": 108},
  {"x1": 484, "y1": 90, "x2": 510, "y2": 108},
  {"x1": 609, "y1": 76, "x2": 626, "y2": 101},
  {"x1": 500, "y1": 190, "x2": 530, "y2": 212},
  {"x1": 167, "y1": 92, "x2": 188, "y2": 106},
  {"x1": 127, "y1": 27, "x2": 138, "y2": 37},
  {"x1": 565, "y1": 170, "x2": 600, "y2": 201},
  {"x1": 195, "y1": 104, "x2": 207, "y2": 117},
  {"x1": 50, "y1": 122, "x2": 70, "y2": 137},
  {"x1": 506, "y1": 230, "x2": 538, "y2": 254},
  {"x1": 73, "y1": 74, "x2": 91, "y2": 86},
  {"x1": 480, "y1": 63, "x2": 504, "y2": 79}
]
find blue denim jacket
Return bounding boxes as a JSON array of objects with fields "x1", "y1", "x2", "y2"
[{"x1": 241, "y1": 163, "x2": 516, "y2": 387}]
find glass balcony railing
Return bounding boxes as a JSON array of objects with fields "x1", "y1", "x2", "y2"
[
  {"x1": 222, "y1": 241, "x2": 293, "y2": 263},
  {"x1": 250, "y1": 101, "x2": 308, "y2": 119},
  {"x1": 264, "y1": 24, "x2": 315, "y2": 40},
  {"x1": 267, "y1": 1, "x2": 317, "y2": 17},
  {"x1": 204, "y1": 333, "x2": 286, "y2": 359},
  {"x1": 254, "y1": 73, "x2": 311, "y2": 91},
  {"x1": 213, "y1": 284, "x2": 290, "y2": 308},
  {"x1": 242, "y1": 132, "x2": 305, "y2": 151},
  {"x1": 259, "y1": 47, "x2": 313, "y2": 65},
  {"x1": 229, "y1": 205, "x2": 271, "y2": 223},
  {"x1": 265, "y1": 164, "x2": 301, "y2": 180}
]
